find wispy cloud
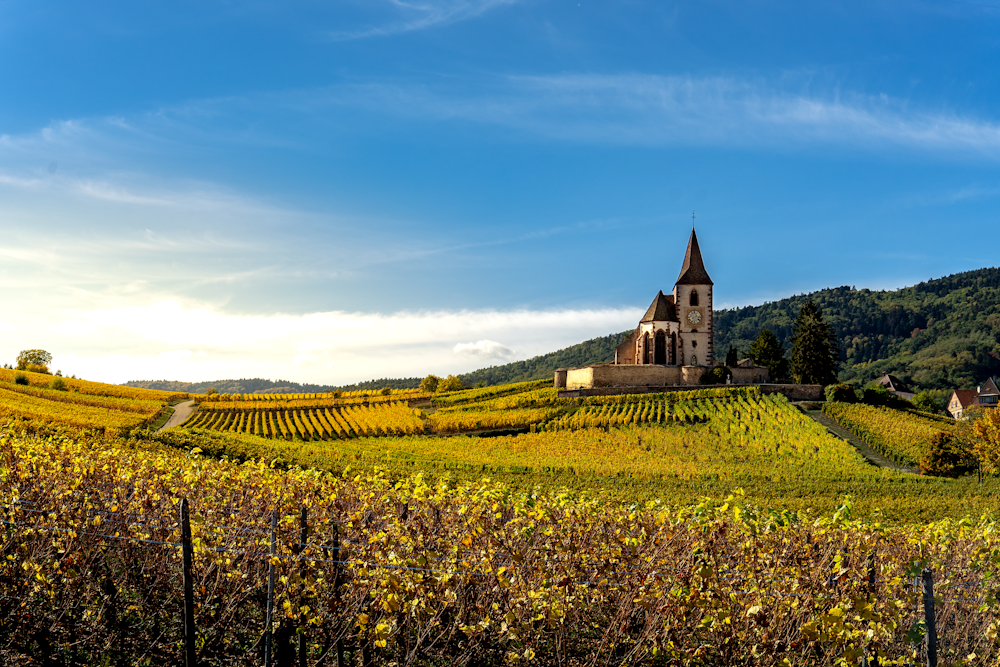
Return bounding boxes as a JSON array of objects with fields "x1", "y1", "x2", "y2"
[
  {"x1": 333, "y1": 0, "x2": 523, "y2": 40},
  {"x1": 325, "y1": 73, "x2": 1000, "y2": 157}
]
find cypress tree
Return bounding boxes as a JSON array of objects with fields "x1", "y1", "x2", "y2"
[
  {"x1": 790, "y1": 300, "x2": 840, "y2": 385},
  {"x1": 725, "y1": 345, "x2": 738, "y2": 367},
  {"x1": 749, "y1": 329, "x2": 788, "y2": 381}
]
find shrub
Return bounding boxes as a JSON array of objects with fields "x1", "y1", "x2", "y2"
[
  {"x1": 912, "y1": 391, "x2": 943, "y2": 414},
  {"x1": 419, "y1": 375, "x2": 440, "y2": 393},
  {"x1": 700, "y1": 366, "x2": 732, "y2": 385},
  {"x1": 920, "y1": 432, "x2": 975, "y2": 477},
  {"x1": 49, "y1": 377, "x2": 67, "y2": 391},
  {"x1": 437, "y1": 375, "x2": 464, "y2": 393},
  {"x1": 825, "y1": 383, "x2": 857, "y2": 403},
  {"x1": 379, "y1": 386, "x2": 392, "y2": 396},
  {"x1": 862, "y1": 384, "x2": 890, "y2": 405},
  {"x1": 13, "y1": 372, "x2": 29, "y2": 386}
]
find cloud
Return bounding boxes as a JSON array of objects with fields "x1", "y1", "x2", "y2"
[
  {"x1": 452, "y1": 339, "x2": 516, "y2": 360},
  {"x1": 0, "y1": 299, "x2": 640, "y2": 385},
  {"x1": 331, "y1": 73, "x2": 1000, "y2": 157},
  {"x1": 333, "y1": 0, "x2": 523, "y2": 39}
]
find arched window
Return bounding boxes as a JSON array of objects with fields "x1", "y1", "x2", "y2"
[
  {"x1": 654, "y1": 331, "x2": 667, "y2": 365},
  {"x1": 689, "y1": 290, "x2": 699, "y2": 306}
]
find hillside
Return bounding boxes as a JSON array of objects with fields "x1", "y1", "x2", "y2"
[
  {"x1": 126, "y1": 267, "x2": 1000, "y2": 393},
  {"x1": 714, "y1": 267, "x2": 1000, "y2": 389}
]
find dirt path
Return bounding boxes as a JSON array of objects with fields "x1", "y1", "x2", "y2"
[
  {"x1": 158, "y1": 400, "x2": 197, "y2": 432},
  {"x1": 806, "y1": 409, "x2": 920, "y2": 474}
]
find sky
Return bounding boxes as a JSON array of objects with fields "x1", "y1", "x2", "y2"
[{"x1": 2, "y1": 0, "x2": 1000, "y2": 385}]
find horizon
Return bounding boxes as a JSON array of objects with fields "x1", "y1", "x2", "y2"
[{"x1": 4, "y1": 0, "x2": 1000, "y2": 385}]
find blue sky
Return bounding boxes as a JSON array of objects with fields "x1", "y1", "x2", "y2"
[{"x1": 2, "y1": 0, "x2": 999, "y2": 384}]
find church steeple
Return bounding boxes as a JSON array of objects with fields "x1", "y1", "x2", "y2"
[{"x1": 675, "y1": 227, "x2": 713, "y2": 286}]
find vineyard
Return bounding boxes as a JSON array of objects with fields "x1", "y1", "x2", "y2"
[
  {"x1": 822, "y1": 401, "x2": 956, "y2": 467},
  {"x1": 185, "y1": 402, "x2": 426, "y2": 439},
  {"x1": 4, "y1": 372, "x2": 1000, "y2": 663},
  {"x1": 152, "y1": 390, "x2": 1000, "y2": 522},
  {"x1": 0, "y1": 369, "x2": 187, "y2": 435},
  {"x1": 4, "y1": 422, "x2": 1000, "y2": 666}
]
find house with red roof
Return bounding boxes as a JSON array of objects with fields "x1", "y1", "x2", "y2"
[{"x1": 947, "y1": 377, "x2": 999, "y2": 419}]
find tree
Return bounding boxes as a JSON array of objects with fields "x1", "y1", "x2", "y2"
[
  {"x1": 725, "y1": 345, "x2": 738, "y2": 367},
  {"x1": 700, "y1": 366, "x2": 732, "y2": 385},
  {"x1": 973, "y1": 408, "x2": 1000, "y2": 474},
  {"x1": 789, "y1": 301, "x2": 840, "y2": 385},
  {"x1": 749, "y1": 330, "x2": 788, "y2": 381},
  {"x1": 437, "y1": 375, "x2": 464, "y2": 393},
  {"x1": 419, "y1": 375, "x2": 440, "y2": 393},
  {"x1": 920, "y1": 432, "x2": 975, "y2": 477},
  {"x1": 825, "y1": 383, "x2": 857, "y2": 403},
  {"x1": 912, "y1": 391, "x2": 943, "y2": 414},
  {"x1": 379, "y1": 386, "x2": 392, "y2": 396},
  {"x1": 16, "y1": 349, "x2": 52, "y2": 374}
]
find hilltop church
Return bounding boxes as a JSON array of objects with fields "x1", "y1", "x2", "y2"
[
  {"x1": 555, "y1": 227, "x2": 769, "y2": 390},
  {"x1": 613, "y1": 227, "x2": 714, "y2": 368}
]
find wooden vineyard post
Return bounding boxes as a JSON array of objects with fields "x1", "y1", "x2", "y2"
[
  {"x1": 298, "y1": 507, "x2": 308, "y2": 667},
  {"x1": 333, "y1": 521, "x2": 345, "y2": 667},
  {"x1": 180, "y1": 498, "x2": 197, "y2": 667},
  {"x1": 865, "y1": 552, "x2": 881, "y2": 667},
  {"x1": 922, "y1": 569, "x2": 937, "y2": 667},
  {"x1": 265, "y1": 509, "x2": 278, "y2": 667}
]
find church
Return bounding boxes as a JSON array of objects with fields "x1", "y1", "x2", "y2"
[
  {"x1": 612, "y1": 227, "x2": 714, "y2": 368},
  {"x1": 555, "y1": 227, "x2": 769, "y2": 390}
]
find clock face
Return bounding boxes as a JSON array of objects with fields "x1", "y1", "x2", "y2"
[{"x1": 687, "y1": 310, "x2": 702, "y2": 325}]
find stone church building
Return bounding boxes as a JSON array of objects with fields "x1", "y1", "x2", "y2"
[
  {"x1": 613, "y1": 227, "x2": 714, "y2": 368},
  {"x1": 556, "y1": 228, "x2": 769, "y2": 390}
]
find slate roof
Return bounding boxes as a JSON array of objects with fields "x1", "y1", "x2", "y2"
[
  {"x1": 640, "y1": 290, "x2": 677, "y2": 323},
  {"x1": 875, "y1": 374, "x2": 911, "y2": 394},
  {"x1": 676, "y1": 228, "x2": 713, "y2": 285}
]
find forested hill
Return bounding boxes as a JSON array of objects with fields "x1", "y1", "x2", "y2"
[
  {"x1": 455, "y1": 332, "x2": 632, "y2": 386},
  {"x1": 714, "y1": 267, "x2": 1000, "y2": 389}
]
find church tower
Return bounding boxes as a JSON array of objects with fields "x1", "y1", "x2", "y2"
[{"x1": 672, "y1": 228, "x2": 713, "y2": 366}]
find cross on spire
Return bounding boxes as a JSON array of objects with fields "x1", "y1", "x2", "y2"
[{"x1": 692, "y1": 210, "x2": 696, "y2": 229}]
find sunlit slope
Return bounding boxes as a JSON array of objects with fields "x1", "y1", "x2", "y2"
[
  {"x1": 160, "y1": 382, "x2": 1000, "y2": 521},
  {"x1": 0, "y1": 368, "x2": 188, "y2": 435}
]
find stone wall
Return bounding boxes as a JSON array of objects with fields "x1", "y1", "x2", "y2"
[
  {"x1": 557, "y1": 383, "x2": 825, "y2": 400},
  {"x1": 564, "y1": 364, "x2": 711, "y2": 390},
  {"x1": 731, "y1": 366, "x2": 769, "y2": 384},
  {"x1": 761, "y1": 384, "x2": 824, "y2": 401}
]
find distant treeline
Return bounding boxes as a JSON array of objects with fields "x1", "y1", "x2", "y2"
[
  {"x1": 124, "y1": 333, "x2": 631, "y2": 395},
  {"x1": 124, "y1": 377, "x2": 425, "y2": 395}
]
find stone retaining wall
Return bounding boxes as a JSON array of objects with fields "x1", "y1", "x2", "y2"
[{"x1": 558, "y1": 383, "x2": 824, "y2": 401}]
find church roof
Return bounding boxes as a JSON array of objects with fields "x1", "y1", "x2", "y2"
[
  {"x1": 640, "y1": 290, "x2": 677, "y2": 322},
  {"x1": 675, "y1": 228, "x2": 713, "y2": 286}
]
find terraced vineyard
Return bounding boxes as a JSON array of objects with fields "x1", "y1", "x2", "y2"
[
  {"x1": 822, "y1": 401, "x2": 956, "y2": 466},
  {"x1": 185, "y1": 402, "x2": 425, "y2": 439},
  {"x1": 0, "y1": 369, "x2": 187, "y2": 435}
]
